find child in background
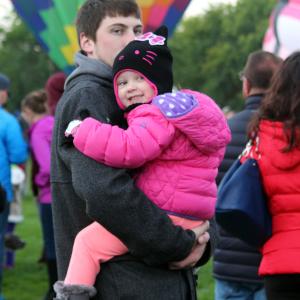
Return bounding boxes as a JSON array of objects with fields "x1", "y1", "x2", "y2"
[
  {"x1": 5, "y1": 164, "x2": 26, "y2": 269},
  {"x1": 5, "y1": 110, "x2": 29, "y2": 268},
  {"x1": 21, "y1": 90, "x2": 58, "y2": 300},
  {"x1": 54, "y1": 26, "x2": 231, "y2": 299}
]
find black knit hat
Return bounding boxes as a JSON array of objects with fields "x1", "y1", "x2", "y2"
[
  {"x1": 113, "y1": 26, "x2": 173, "y2": 109},
  {"x1": 0, "y1": 73, "x2": 10, "y2": 91}
]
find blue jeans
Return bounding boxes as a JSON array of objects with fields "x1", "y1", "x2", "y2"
[
  {"x1": 39, "y1": 203, "x2": 56, "y2": 260},
  {"x1": 0, "y1": 202, "x2": 9, "y2": 295},
  {"x1": 215, "y1": 279, "x2": 266, "y2": 300}
]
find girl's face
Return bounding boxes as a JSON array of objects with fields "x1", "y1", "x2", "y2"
[
  {"x1": 21, "y1": 107, "x2": 35, "y2": 125},
  {"x1": 116, "y1": 71, "x2": 155, "y2": 107}
]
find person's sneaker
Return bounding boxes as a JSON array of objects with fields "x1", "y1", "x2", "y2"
[{"x1": 4, "y1": 234, "x2": 26, "y2": 250}]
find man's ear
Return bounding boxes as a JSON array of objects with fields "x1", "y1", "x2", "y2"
[
  {"x1": 0, "y1": 90, "x2": 8, "y2": 106},
  {"x1": 80, "y1": 32, "x2": 95, "y2": 55},
  {"x1": 242, "y1": 77, "x2": 251, "y2": 98}
]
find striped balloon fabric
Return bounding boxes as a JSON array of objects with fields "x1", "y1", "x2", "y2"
[
  {"x1": 10, "y1": 0, "x2": 191, "y2": 73},
  {"x1": 137, "y1": 0, "x2": 191, "y2": 35}
]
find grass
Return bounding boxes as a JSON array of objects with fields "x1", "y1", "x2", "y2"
[
  {"x1": 3, "y1": 191, "x2": 215, "y2": 300},
  {"x1": 3, "y1": 192, "x2": 48, "y2": 300},
  {"x1": 197, "y1": 260, "x2": 215, "y2": 299}
]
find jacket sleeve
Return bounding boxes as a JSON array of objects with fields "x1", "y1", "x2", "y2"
[
  {"x1": 54, "y1": 85, "x2": 196, "y2": 266},
  {"x1": 73, "y1": 105, "x2": 175, "y2": 168},
  {"x1": 159, "y1": 90, "x2": 231, "y2": 155},
  {"x1": 5, "y1": 116, "x2": 28, "y2": 164},
  {"x1": 30, "y1": 128, "x2": 51, "y2": 188}
]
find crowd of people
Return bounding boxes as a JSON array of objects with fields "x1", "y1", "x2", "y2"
[
  {"x1": 0, "y1": 71, "x2": 65, "y2": 300},
  {"x1": 0, "y1": 0, "x2": 299, "y2": 300}
]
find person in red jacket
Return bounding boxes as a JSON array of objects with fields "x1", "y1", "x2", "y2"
[{"x1": 248, "y1": 51, "x2": 300, "y2": 300}]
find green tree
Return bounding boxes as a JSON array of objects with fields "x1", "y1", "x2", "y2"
[
  {"x1": 0, "y1": 15, "x2": 58, "y2": 112},
  {"x1": 170, "y1": 0, "x2": 276, "y2": 111}
]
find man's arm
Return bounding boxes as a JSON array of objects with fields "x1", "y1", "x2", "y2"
[
  {"x1": 30, "y1": 127, "x2": 52, "y2": 188},
  {"x1": 69, "y1": 148, "x2": 195, "y2": 265},
  {"x1": 5, "y1": 116, "x2": 27, "y2": 164}
]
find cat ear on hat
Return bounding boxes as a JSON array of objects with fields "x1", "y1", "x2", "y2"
[{"x1": 154, "y1": 25, "x2": 169, "y2": 40}]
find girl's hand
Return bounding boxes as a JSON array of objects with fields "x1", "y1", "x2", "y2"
[{"x1": 65, "y1": 120, "x2": 82, "y2": 137}]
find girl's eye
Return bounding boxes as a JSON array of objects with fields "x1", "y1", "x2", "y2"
[
  {"x1": 118, "y1": 81, "x2": 126, "y2": 86},
  {"x1": 136, "y1": 76, "x2": 144, "y2": 81}
]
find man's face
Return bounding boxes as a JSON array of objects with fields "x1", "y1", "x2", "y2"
[
  {"x1": 81, "y1": 15, "x2": 143, "y2": 67},
  {"x1": 0, "y1": 90, "x2": 8, "y2": 106}
]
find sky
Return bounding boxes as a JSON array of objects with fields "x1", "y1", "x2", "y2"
[
  {"x1": 184, "y1": 0, "x2": 237, "y2": 17},
  {"x1": 0, "y1": 0, "x2": 238, "y2": 27}
]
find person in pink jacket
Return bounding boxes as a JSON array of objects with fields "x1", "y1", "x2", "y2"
[
  {"x1": 21, "y1": 90, "x2": 58, "y2": 300},
  {"x1": 54, "y1": 26, "x2": 231, "y2": 299}
]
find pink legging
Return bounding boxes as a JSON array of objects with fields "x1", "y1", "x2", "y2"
[{"x1": 64, "y1": 215, "x2": 202, "y2": 285}]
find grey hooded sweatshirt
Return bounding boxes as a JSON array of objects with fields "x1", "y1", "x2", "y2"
[{"x1": 51, "y1": 52, "x2": 215, "y2": 299}]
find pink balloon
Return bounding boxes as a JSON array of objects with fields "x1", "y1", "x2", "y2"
[{"x1": 263, "y1": 0, "x2": 300, "y2": 59}]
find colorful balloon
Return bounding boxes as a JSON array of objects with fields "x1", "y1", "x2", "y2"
[
  {"x1": 10, "y1": 0, "x2": 191, "y2": 73},
  {"x1": 263, "y1": 0, "x2": 300, "y2": 59}
]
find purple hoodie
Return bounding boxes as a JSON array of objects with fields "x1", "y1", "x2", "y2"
[{"x1": 29, "y1": 115, "x2": 54, "y2": 204}]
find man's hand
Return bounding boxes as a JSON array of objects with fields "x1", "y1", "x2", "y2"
[
  {"x1": 193, "y1": 221, "x2": 210, "y2": 246},
  {"x1": 169, "y1": 221, "x2": 210, "y2": 270}
]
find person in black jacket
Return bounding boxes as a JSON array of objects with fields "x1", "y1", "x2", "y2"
[
  {"x1": 213, "y1": 50, "x2": 282, "y2": 300},
  {"x1": 51, "y1": 1, "x2": 215, "y2": 299}
]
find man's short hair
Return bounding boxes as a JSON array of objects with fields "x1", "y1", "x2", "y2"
[
  {"x1": 0, "y1": 73, "x2": 10, "y2": 91},
  {"x1": 242, "y1": 50, "x2": 282, "y2": 89},
  {"x1": 76, "y1": 0, "x2": 141, "y2": 42}
]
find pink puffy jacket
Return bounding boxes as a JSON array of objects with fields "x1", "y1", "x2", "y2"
[{"x1": 73, "y1": 90, "x2": 231, "y2": 220}]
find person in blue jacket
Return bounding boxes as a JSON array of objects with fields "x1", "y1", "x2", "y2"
[{"x1": 0, "y1": 73, "x2": 28, "y2": 300}]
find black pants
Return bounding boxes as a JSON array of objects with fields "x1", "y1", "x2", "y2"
[{"x1": 264, "y1": 274, "x2": 300, "y2": 300}]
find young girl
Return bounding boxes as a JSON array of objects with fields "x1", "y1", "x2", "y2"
[
  {"x1": 54, "y1": 27, "x2": 231, "y2": 299},
  {"x1": 21, "y1": 90, "x2": 58, "y2": 300}
]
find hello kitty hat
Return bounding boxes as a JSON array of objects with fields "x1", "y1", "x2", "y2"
[{"x1": 112, "y1": 26, "x2": 173, "y2": 109}]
